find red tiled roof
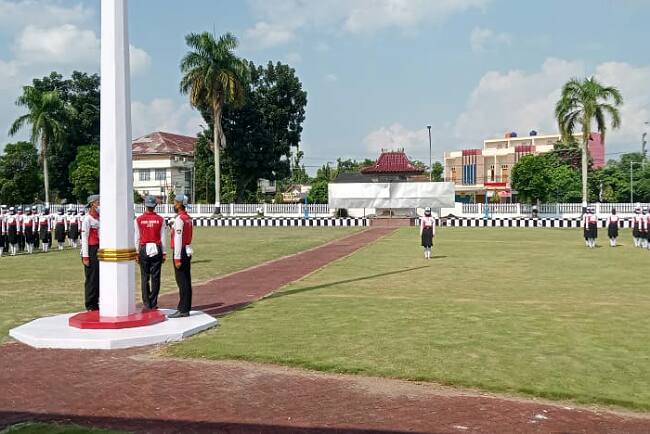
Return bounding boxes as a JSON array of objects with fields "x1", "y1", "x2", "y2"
[
  {"x1": 132, "y1": 131, "x2": 197, "y2": 157},
  {"x1": 361, "y1": 150, "x2": 424, "y2": 174}
]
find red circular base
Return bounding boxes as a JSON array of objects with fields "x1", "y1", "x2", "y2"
[{"x1": 68, "y1": 309, "x2": 167, "y2": 329}]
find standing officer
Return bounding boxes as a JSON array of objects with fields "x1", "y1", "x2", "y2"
[
  {"x1": 81, "y1": 195, "x2": 100, "y2": 311},
  {"x1": 135, "y1": 196, "x2": 167, "y2": 309},
  {"x1": 16, "y1": 206, "x2": 25, "y2": 252},
  {"x1": 22, "y1": 206, "x2": 35, "y2": 254},
  {"x1": 168, "y1": 194, "x2": 193, "y2": 318},
  {"x1": 0, "y1": 205, "x2": 6, "y2": 257},
  {"x1": 6, "y1": 207, "x2": 19, "y2": 256}
]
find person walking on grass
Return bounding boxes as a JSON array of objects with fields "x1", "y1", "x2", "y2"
[
  {"x1": 585, "y1": 206, "x2": 598, "y2": 248},
  {"x1": 135, "y1": 196, "x2": 167, "y2": 310},
  {"x1": 168, "y1": 194, "x2": 193, "y2": 318},
  {"x1": 81, "y1": 195, "x2": 100, "y2": 311},
  {"x1": 420, "y1": 207, "x2": 436, "y2": 260},
  {"x1": 606, "y1": 208, "x2": 619, "y2": 247}
]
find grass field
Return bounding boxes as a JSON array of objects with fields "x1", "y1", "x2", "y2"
[
  {"x1": 0, "y1": 227, "x2": 359, "y2": 341},
  {"x1": 169, "y1": 227, "x2": 650, "y2": 411}
]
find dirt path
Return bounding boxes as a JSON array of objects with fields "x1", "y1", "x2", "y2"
[{"x1": 2, "y1": 227, "x2": 650, "y2": 433}]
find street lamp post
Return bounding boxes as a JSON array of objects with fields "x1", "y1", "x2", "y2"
[{"x1": 427, "y1": 125, "x2": 432, "y2": 181}]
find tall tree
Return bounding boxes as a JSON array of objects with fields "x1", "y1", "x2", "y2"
[
  {"x1": 69, "y1": 145, "x2": 100, "y2": 201},
  {"x1": 9, "y1": 86, "x2": 69, "y2": 204},
  {"x1": 32, "y1": 71, "x2": 100, "y2": 201},
  {"x1": 555, "y1": 77, "x2": 623, "y2": 204},
  {"x1": 0, "y1": 142, "x2": 41, "y2": 204},
  {"x1": 180, "y1": 32, "x2": 248, "y2": 211}
]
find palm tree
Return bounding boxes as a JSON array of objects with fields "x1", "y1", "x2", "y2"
[
  {"x1": 180, "y1": 32, "x2": 248, "y2": 211},
  {"x1": 9, "y1": 86, "x2": 67, "y2": 204},
  {"x1": 555, "y1": 77, "x2": 623, "y2": 205}
]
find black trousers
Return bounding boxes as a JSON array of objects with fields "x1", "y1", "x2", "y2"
[
  {"x1": 174, "y1": 249, "x2": 192, "y2": 313},
  {"x1": 84, "y1": 245, "x2": 100, "y2": 310},
  {"x1": 139, "y1": 245, "x2": 163, "y2": 309}
]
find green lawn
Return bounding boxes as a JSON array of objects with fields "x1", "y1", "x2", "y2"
[
  {"x1": 0, "y1": 227, "x2": 359, "y2": 341},
  {"x1": 0, "y1": 423, "x2": 125, "y2": 434},
  {"x1": 169, "y1": 227, "x2": 650, "y2": 411}
]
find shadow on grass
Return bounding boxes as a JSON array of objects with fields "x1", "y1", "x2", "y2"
[{"x1": 267, "y1": 265, "x2": 435, "y2": 300}]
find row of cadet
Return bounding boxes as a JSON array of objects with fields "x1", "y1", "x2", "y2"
[
  {"x1": 583, "y1": 206, "x2": 650, "y2": 249},
  {"x1": 0, "y1": 205, "x2": 84, "y2": 257}
]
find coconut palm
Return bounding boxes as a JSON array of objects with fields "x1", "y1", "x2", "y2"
[
  {"x1": 9, "y1": 86, "x2": 67, "y2": 204},
  {"x1": 180, "y1": 32, "x2": 248, "y2": 211},
  {"x1": 555, "y1": 77, "x2": 623, "y2": 204}
]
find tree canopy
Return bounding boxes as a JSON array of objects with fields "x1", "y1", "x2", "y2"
[{"x1": 0, "y1": 142, "x2": 41, "y2": 204}]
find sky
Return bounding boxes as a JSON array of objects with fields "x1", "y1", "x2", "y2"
[{"x1": 1, "y1": 0, "x2": 649, "y2": 171}]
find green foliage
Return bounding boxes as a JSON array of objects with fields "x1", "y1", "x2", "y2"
[
  {"x1": 0, "y1": 142, "x2": 41, "y2": 204},
  {"x1": 431, "y1": 161, "x2": 444, "y2": 182},
  {"x1": 134, "y1": 190, "x2": 144, "y2": 204},
  {"x1": 512, "y1": 154, "x2": 582, "y2": 203},
  {"x1": 69, "y1": 145, "x2": 99, "y2": 202},
  {"x1": 308, "y1": 179, "x2": 329, "y2": 204}
]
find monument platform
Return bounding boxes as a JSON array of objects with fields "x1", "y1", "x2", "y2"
[{"x1": 9, "y1": 309, "x2": 217, "y2": 350}]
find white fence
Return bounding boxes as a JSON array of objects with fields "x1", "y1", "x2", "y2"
[{"x1": 34, "y1": 202, "x2": 650, "y2": 218}]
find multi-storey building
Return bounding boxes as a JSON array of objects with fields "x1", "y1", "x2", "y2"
[
  {"x1": 132, "y1": 131, "x2": 196, "y2": 201},
  {"x1": 444, "y1": 132, "x2": 604, "y2": 203}
]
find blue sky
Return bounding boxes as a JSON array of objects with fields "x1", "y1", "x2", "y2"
[{"x1": 1, "y1": 0, "x2": 649, "y2": 171}]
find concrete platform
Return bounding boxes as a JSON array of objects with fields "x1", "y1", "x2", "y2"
[{"x1": 9, "y1": 309, "x2": 217, "y2": 350}]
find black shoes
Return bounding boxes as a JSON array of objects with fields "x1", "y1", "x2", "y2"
[{"x1": 167, "y1": 311, "x2": 189, "y2": 318}]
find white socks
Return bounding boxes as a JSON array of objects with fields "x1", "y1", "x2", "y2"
[
  {"x1": 609, "y1": 238, "x2": 617, "y2": 247},
  {"x1": 423, "y1": 247, "x2": 432, "y2": 259}
]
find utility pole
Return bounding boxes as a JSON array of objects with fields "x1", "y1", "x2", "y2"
[{"x1": 427, "y1": 125, "x2": 432, "y2": 181}]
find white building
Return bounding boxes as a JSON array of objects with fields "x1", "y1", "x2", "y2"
[{"x1": 132, "y1": 132, "x2": 196, "y2": 200}]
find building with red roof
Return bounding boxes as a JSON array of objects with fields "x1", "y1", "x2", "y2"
[
  {"x1": 132, "y1": 131, "x2": 197, "y2": 200},
  {"x1": 357, "y1": 148, "x2": 424, "y2": 182}
]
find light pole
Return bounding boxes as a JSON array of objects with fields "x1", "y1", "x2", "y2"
[{"x1": 427, "y1": 125, "x2": 432, "y2": 181}]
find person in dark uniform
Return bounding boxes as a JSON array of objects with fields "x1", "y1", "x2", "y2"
[
  {"x1": 6, "y1": 207, "x2": 19, "y2": 256},
  {"x1": 16, "y1": 206, "x2": 25, "y2": 252},
  {"x1": 642, "y1": 207, "x2": 649, "y2": 249},
  {"x1": 606, "y1": 208, "x2": 619, "y2": 247},
  {"x1": 135, "y1": 196, "x2": 167, "y2": 309},
  {"x1": 168, "y1": 194, "x2": 193, "y2": 318},
  {"x1": 67, "y1": 207, "x2": 80, "y2": 248},
  {"x1": 81, "y1": 195, "x2": 100, "y2": 311},
  {"x1": 54, "y1": 207, "x2": 67, "y2": 250},
  {"x1": 38, "y1": 208, "x2": 52, "y2": 252},
  {"x1": 632, "y1": 207, "x2": 643, "y2": 247},
  {"x1": 586, "y1": 206, "x2": 598, "y2": 248},
  {"x1": 419, "y1": 207, "x2": 436, "y2": 259},
  {"x1": 0, "y1": 205, "x2": 6, "y2": 257},
  {"x1": 22, "y1": 206, "x2": 35, "y2": 254}
]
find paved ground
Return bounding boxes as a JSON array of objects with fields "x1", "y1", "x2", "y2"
[{"x1": 2, "y1": 227, "x2": 650, "y2": 434}]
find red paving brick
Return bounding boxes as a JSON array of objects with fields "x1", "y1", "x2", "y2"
[{"x1": 2, "y1": 227, "x2": 649, "y2": 433}]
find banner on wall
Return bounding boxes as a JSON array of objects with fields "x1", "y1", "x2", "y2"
[{"x1": 328, "y1": 182, "x2": 455, "y2": 209}]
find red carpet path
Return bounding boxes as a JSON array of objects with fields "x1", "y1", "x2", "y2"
[{"x1": 2, "y1": 227, "x2": 650, "y2": 434}]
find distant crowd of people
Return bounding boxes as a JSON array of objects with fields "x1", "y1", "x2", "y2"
[
  {"x1": 0, "y1": 205, "x2": 84, "y2": 256},
  {"x1": 583, "y1": 206, "x2": 650, "y2": 249}
]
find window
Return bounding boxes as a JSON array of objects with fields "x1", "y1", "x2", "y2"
[
  {"x1": 450, "y1": 167, "x2": 458, "y2": 183},
  {"x1": 155, "y1": 169, "x2": 166, "y2": 181},
  {"x1": 501, "y1": 165, "x2": 509, "y2": 184},
  {"x1": 139, "y1": 169, "x2": 150, "y2": 181},
  {"x1": 489, "y1": 164, "x2": 495, "y2": 182},
  {"x1": 184, "y1": 170, "x2": 192, "y2": 186}
]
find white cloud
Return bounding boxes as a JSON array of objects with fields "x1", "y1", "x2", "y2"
[
  {"x1": 470, "y1": 27, "x2": 511, "y2": 53},
  {"x1": 131, "y1": 99, "x2": 203, "y2": 139},
  {"x1": 244, "y1": 0, "x2": 488, "y2": 47},
  {"x1": 314, "y1": 42, "x2": 331, "y2": 52},
  {"x1": 0, "y1": 0, "x2": 92, "y2": 32},
  {"x1": 244, "y1": 21, "x2": 296, "y2": 49},
  {"x1": 452, "y1": 58, "x2": 650, "y2": 152},
  {"x1": 283, "y1": 52, "x2": 302, "y2": 64},
  {"x1": 14, "y1": 24, "x2": 99, "y2": 65},
  {"x1": 325, "y1": 73, "x2": 338, "y2": 82},
  {"x1": 363, "y1": 123, "x2": 429, "y2": 153},
  {"x1": 129, "y1": 45, "x2": 152, "y2": 76}
]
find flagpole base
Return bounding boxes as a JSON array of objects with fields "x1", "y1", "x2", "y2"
[{"x1": 69, "y1": 308, "x2": 166, "y2": 329}]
